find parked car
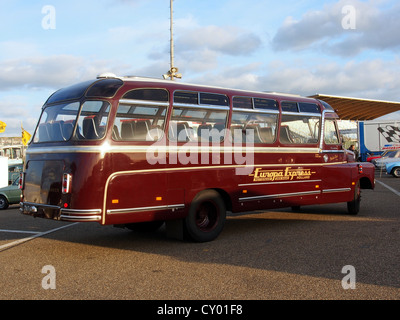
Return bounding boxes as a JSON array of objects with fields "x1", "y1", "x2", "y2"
[
  {"x1": 386, "y1": 161, "x2": 400, "y2": 178},
  {"x1": 0, "y1": 177, "x2": 21, "y2": 210},
  {"x1": 374, "y1": 150, "x2": 400, "y2": 170},
  {"x1": 367, "y1": 149, "x2": 396, "y2": 162}
]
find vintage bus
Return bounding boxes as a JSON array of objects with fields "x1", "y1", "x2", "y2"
[{"x1": 20, "y1": 75, "x2": 375, "y2": 242}]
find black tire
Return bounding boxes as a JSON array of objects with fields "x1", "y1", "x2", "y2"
[
  {"x1": 125, "y1": 221, "x2": 165, "y2": 232},
  {"x1": 184, "y1": 189, "x2": 226, "y2": 242},
  {"x1": 0, "y1": 195, "x2": 9, "y2": 210},
  {"x1": 347, "y1": 181, "x2": 361, "y2": 215},
  {"x1": 392, "y1": 167, "x2": 400, "y2": 178}
]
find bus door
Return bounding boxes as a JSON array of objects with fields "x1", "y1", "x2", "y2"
[{"x1": 320, "y1": 116, "x2": 353, "y2": 202}]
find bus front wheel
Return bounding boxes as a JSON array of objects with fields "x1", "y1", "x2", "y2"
[{"x1": 184, "y1": 190, "x2": 226, "y2": 242}]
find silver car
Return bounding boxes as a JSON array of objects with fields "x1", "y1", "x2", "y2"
[{"x1": 374, "y1": 150, "x2": 400, "y2": 170}]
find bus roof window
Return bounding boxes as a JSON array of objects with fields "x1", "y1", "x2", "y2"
[
  {"x1": 123, "y1": 89, "x2": 169, "y2": 102},
  {"x1": 318, "y1": 100, "x2": 335, "y2": 111},
  {"x1": 298, "y1": 102, "x2": 321, "y2": 114},
  {"x1": 174, "y1": 91, "x2": 199, "y2": 104},
  {"x1": 46, "y1": 80, "x2": 94, "y2": 104},
  {"x1": 200, "y1": 93, "x2": 229, "y2": 106},
  {"x1": 233, "y1": 96, "x2": 253, "y2": 109},
  {"x1": 254, "y1": 98, "x2": 278, "y2": 111},
  {"x1": 86, "y1": 79, "x2": 123, "y2": 98},
  {"x1": 281, "y1": 101, "x2": 298, "y2": 113}
]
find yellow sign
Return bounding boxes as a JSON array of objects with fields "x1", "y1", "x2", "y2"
[
  {"x1": 21, "y1": 126, "x2": 32, "y2": 146},
  {"x1": 0, "y1": 121, "x2": 6, "y2": 133},
  {"x1": 249, "y1": 167, "x2": 316, "y2": 182}
]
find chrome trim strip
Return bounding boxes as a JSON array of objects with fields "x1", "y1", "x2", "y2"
[
  {"x1": 60, "y1": 215, "x2": 102, "y2": 222},
  {"x1": 173, "y1": 102, "x2": 230, "y2": 111},
  {"x1": 119, "y1": 99, "x2": 169, "y2": 107},
  {"x1": 321, "y1": 150, "x2": 345, "y2": 153},
  {"x1": 61, "y1": 208, "x2": 102, "y2": 214},
  {"x1": 239, "y1": 190, "x2": 321, "y2": 202},
  {"x1": 239, "y1": 179, "x2": 322, "y2": 187},
  {"x1": 322, "y1": 188, "x2": 351, "y2": 194},
  {"x1": 107, "y1": 204, "x2": 185, "y2": 215},
  {"x1": 60, "y1": 208, "x2": 102, "y2": 222},
  {"x1": 26, "y1": 145, "x2": 323, "y2": 155},
  {"x1": 232, "y1": 107, "x2": 280, "y2": 115}
]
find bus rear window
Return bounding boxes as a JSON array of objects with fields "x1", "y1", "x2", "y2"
[{"x1": 33, "y1": 100, "x2": 110, "y2": 143}]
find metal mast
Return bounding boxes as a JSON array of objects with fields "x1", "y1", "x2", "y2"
[{"x1": 163, "y1": 0, "x2": 182, "y2": 80}]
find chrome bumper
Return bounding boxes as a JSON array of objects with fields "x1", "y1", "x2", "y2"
[{"x1": 20, "y1": 202, "x2": 102, "y2": 222}]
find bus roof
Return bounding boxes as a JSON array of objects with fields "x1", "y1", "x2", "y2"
[{"x1": 45, "y1": 74, "x2": 326, "y2": 109}]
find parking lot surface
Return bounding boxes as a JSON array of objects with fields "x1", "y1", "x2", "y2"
[{"x1": 1, "y1": 173, "x2": 399, "y2": 301}]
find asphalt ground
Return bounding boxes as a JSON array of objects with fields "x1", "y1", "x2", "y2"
[{"x1": 0, "y1": 173, "x2": 399, "y2": 303}]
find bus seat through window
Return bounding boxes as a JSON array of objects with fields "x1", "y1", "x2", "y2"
[
  {"x1": 197, "y1": 124, "x2": 212, "y2": 141},
  {"x1": 135, "y1": 120, "x2": 150, "y2": 141},
  {"x1": 83, "y1": 117, "x2": 99, "y2": 140},
  {"x1": 260, "y1": 127, "x2": 274, "y2": 143},
  {"x1": 279, "y1": 125, "x2": 293, "y2": 144},
  {"x1": 112, "y1": 125, "x2": 121, "y2": 140},
  {"x1": 121, "y1": 121, "x2": 135, "y2": 140},
  {"x1": 62, "y1": 122, "x2": 74, "y2": 140},
  {"x1": 244, "y1": 124, "x2": 263, "y2": 144}
]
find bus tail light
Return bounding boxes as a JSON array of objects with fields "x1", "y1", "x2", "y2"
[
  {"x1": 358, "y1": 164, "x2": 363, "y2": 174},
  {"x1": 19, "y1": 172, "x2": 24, "y2": 189},
  {"x1": 62, "y1": 173, "x2": 72, "y2": 194}
]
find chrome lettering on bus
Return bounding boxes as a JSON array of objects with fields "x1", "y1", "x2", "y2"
[{"x1": 249, "y1": 167, "x2": 316, "y2": 182}]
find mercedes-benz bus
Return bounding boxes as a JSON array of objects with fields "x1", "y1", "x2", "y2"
[{"x1": 20, "y1": 75, "x2": 375, "y2": 242}]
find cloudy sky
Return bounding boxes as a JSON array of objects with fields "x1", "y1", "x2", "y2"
[{"x1": 1, "y1": 0, "x2": 400, "y2": 136}]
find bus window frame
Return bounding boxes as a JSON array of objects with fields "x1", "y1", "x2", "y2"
[
  {"x1": 174, "y1": 90, "x2": 229, "y2": 107},
  {"x1": 279, "y1": 109, "x2": 322, "y2": 146},
  {"x1": 231, "y1": 107, "x2": 279, "y2": 145},
  {"x1": 113, "y1": 99, "x2": 170, "y2": 142},
  {"x1": 168, "y1": 102, "x2": 230, "y2": 143},
  {"x1": 32, "y1": 99, "x2": 112, "y2": 143}
]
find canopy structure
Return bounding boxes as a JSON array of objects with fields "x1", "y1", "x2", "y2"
[{"x1": 309, "y1": 94, "x2": 400, "y2": 121}]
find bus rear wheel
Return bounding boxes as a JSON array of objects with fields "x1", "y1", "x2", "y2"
[
  {"x1": 347, "y1": 181, "x2": 361, "y2": 215},
  {"x1": 184, "y1": 190, "x2": 226, "y2": 242}
]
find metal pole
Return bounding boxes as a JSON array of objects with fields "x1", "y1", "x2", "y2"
[
  {"x1": 170, "y1": 0, "x2": 174, "y2": 72},
  {"x1": 163, "y1": 0, "x2": 181, "y2": 80}
]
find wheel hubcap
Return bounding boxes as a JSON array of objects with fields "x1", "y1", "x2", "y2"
[{"x1": 196, "y1": 201, "x2": 218, "y2": 232}]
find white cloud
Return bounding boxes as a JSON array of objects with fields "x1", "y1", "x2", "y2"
[
  {"x1": 176, "y1": 25, "x2": 261, "y2": 57},
  {"x1": 272, "y1": 0, "x2": 400, "y2": 56},
  {"x1": 257, "y1": 57, "x2": 400, "y2": 101},
  {"x1": 0, "y1": 55, "x2": 132, "y2": 90},
  {"x1": 186, "y1": 57, "x2": 400, "y2": 103}
]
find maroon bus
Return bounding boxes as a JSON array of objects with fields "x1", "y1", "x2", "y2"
[{"x1": 20, "y1": 75, "x2": 375, "y2": 242}]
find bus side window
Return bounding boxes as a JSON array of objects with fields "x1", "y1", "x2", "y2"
[
  {"x1": 279, "y1": 115, "x2": 320, "y2": 145},
  {"x1": 324, "y1": 119, "x2": 340, "y2": 144},
  {"x1": 114, "y1": 104, "x2": 167, "y2": 142},
  {"x1": 168, "y1": 107, "x2": 229, "y2": 143},
  {"x1": 231, "y1": 111, "x2": 278, "y2": 145}
]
